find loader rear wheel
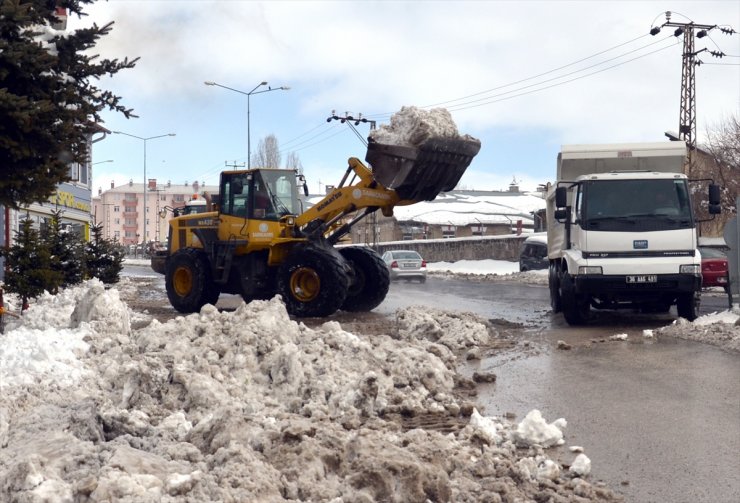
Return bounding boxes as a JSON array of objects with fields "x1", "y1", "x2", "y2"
[
  {"x1": 165, "y1": 249, "x2": 219, "y2": 313},
  {"x1": 278, "y1": 246, "x2": 349, "y2": 317},
  {"x1": 339, "y1": 247, "x2": 390, "y2": 312}
]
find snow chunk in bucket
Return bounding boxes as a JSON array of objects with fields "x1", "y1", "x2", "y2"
[{"x1": 366, "y1": 106, "x2": 481, "y2": 201}]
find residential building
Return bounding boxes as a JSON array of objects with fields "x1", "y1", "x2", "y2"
[{"x1": 92, "y1": 179, "x2": 218, "y2": 248}]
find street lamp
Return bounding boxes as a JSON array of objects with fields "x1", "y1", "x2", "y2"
[
  {"x1": 204, "y1": 80, "x2": 289, "y2": 169},
  {"x1": 92, "y1": 159, "x2": 113, "y2": 165},
  {"x1": 112, "y1": 131, "x2": 175, "y2": 247}
]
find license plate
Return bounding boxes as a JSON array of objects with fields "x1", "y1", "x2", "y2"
[{"x1": 626, "y1": 275, "x2": 657, "y2": 283}]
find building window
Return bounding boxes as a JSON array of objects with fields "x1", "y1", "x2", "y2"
[
  {"x1": 114, "y1": 218, "x2": 120, "y2": 225},
  {"x1": 125, "y1": 193, "x2": 137, "y2": 201},
  {"x1": 174, "y1": 194, "x2": 185, "y2": 202},
  {"x1": 442, "y1": 225, "x2": 456, "y2": 239},
  {"x1": 472, "y1": 225, "x2": 486, "y2": 236},
  {"x1": 114, "y1": 231, "x2": 120, "y2": 239},
  {"x1": 113, "y1": 206, "x2": 120, "y2": 212}
]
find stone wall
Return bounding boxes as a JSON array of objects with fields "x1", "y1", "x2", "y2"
[{"x1": 361, "y1": 235, "x2": 529, "y2": 262}]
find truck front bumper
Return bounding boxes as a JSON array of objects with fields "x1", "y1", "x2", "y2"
[{"x1": 574, "y1": 273, "x2": 701, "y2": 300}]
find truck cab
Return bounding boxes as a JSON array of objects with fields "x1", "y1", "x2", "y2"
[{"x1": 547, "y1": 142, "x2": 720, "y2": 324}]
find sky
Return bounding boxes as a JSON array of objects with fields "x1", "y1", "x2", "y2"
[{"x1": 71, "y1": 1, "x2": 740, "y2": 196}]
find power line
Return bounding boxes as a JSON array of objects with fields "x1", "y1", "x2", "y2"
[
  {"x1": 445, "y1": 43, "x2": 677, "y2": 112},
  {"x1": 366, "y1": 33, "x2": 665, "y2": 119}
]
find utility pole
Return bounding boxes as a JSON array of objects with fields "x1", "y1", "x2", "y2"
[
  {"x1": 225, "y1": 160, "x2": 246, "y2": 170},
  {"x1": 650, "y1": 11, "x2": 733, "y2": 175}
]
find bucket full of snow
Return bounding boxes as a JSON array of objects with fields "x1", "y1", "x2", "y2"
[{"x1": 366, "y1": 136, "x2": 481, "y2": 201}]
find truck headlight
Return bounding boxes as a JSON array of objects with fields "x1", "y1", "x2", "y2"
[
  {"x1": 578, "y1": 266, "x2": 603, "y2": 275},
  {"x1": 679, "y1": 264, "x2": 701, "y2": 274}
]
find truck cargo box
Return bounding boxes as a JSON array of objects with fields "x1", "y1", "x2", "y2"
[{"x1": 557, "y1": 142, "x2": 687, "y2": 180}]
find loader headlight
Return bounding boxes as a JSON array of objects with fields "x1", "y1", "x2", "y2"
[
  {"x1": 285, "y1": 216, "x2": 295, "y2": 226},
  {"x1": 578, "y1": 266, "x2": 602, "y2": 275},
  {"x1": 679, "y1": 264, "x2": 701, "y2": 274}
]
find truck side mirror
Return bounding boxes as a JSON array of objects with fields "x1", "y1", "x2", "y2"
[
  {"x1": 708, "y1": 183, "x2": 721, "y2": 205},
  {"x1": 554, "y1": 208, "x2": 567, "y2": 220},
  {"x1": 555, "y1": 186, "x2": 567, "y2": 208}
]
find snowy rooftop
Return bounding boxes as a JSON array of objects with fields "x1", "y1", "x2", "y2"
[{"x1": 309, "y1": 189, "x2": 546, "y2": 226}]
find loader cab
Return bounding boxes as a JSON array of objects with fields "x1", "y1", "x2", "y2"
[{"x1": 220, "y1": 169, "x2": 300, "y2": 221}]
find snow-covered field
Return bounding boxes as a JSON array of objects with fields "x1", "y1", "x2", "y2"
[{"x1": 0, "y1": 261, "x2": 737, "y2": 502}]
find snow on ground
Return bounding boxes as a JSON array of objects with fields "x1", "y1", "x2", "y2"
[
  {"x1": 0, "y1": 279, "x2": 623, "y2": 502},
  {"x1": 428, "y1": 258, "x2": 549, "y2": 285}
]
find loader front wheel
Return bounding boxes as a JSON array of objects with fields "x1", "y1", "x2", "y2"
[
  {"x1": 165, "y1": 249, "x2": 218, "y2": 313},
  {"x1": 339, "y1": 247, "x2": 390, "y2": 312},
  {"x1": 278, "y1": 246, "x2": 349, "y2": 317}
]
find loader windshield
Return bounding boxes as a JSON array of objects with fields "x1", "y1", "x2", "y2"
[
  {"x1": 220, "y1": 170, "x2": 299, "y2": 220},
  {"x1": 254, "y1": 170, "x2": 299, "y2": 220},
  {"x1": 580, "y1": 178, "x2": 693, "y2": 232}
]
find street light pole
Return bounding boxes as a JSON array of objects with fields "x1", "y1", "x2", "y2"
[
  {"x1": 112, "y1": 131, "x2": 175, "y2": 248},
  {"x1": 204, "y1": 80, "x2": 289, "y2": 169}
]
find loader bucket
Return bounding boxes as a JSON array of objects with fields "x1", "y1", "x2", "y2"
[{"x1": 366, "y1": 137, "x2": 481, "y2": 201}]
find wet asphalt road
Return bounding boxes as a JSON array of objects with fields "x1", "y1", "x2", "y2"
[
  {"x1": 124, "y1": 264, "x2": 739, "y2": 502},
  {"x1": 384, "y1": 276, "x2": 739, "y2": 503}
]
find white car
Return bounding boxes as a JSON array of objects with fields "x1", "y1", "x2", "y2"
[{"x1": 381, "y1": 250, "x2": 427, "y2": 283}]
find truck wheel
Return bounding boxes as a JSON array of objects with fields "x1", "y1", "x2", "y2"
[
  {"x1": 165, "y1": 249, "x2": 218, "y2": 313},
  {"x1": 560, "y1": 272, "x2": 589, "y2": 325},
  {"x1": 676, "y1": 292, "x2": 700, "y2": 321},
  {"x1": 278, "y1": 246, "x2": 349, "y2": 317},
  {"x1": 339, "y1": 247, "x2": 390, "y2": 312},
  {"x1": 549, "y1": 263, "x2": 562, "y2": 313}
]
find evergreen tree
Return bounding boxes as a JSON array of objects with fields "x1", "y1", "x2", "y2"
[
  {"x1": 41, "y1": 208, "x2": 86, "y2": 291},
  {"x1": 0, "y1": 217, "x2": 62, "y2": 308},
  {"x1": 0, "y1": 0, "x2": 138, "y2": 208},
  {"x1": 85, "y1": 222, "x2": 123, "y2": 284}
]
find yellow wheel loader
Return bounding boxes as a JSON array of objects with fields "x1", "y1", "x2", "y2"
[{"x1": 155, "y1": 137, "x2": 480, "y2": 317}]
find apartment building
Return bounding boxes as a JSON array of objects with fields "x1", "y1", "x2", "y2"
[{"x1": 92, "y1": 179, "x2": 218, "y2": 247}]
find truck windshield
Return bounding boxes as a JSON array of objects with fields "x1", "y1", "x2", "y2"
[{"x1": 581, "y1": 179, "x2": 693, "y2": 232}]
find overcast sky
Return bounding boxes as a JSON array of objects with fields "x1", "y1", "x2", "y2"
[{"x1": 75, "y1": 0, "x2": 740, "y2": 195}]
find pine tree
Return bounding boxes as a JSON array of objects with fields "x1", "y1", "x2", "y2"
[
  {"x1": 0, "y1": 0, "x2": 138, "y2": 208},
  {"x1": 41, "y1": 209, "x2": 86, "y2": 291},
  {"x1": 85, "y1": 222, "x2": 124, "y2": 284},
  {"x1": 0, "y1": 217, "x2": 62, "y2": 308}
]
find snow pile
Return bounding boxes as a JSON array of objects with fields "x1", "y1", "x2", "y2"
[
  {"x1": 0, "y1": 281, "x2": 622, "y2": 502},
  {"x1": 368, "y1": 105, "x2": 477, "y2": 147},
  {"x1": 657, "y1": 308, "x2": 740, "y2": 352}
]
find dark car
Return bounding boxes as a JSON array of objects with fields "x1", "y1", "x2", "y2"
[
  {"x1": 381, "y1": 250, "x2": 427, "y2": 283},
  {"x1": 698, "y1": 246, "x2": 729, "y2": 292},
  {"x1": 519, "y1": 235, "x2": 548, "y2": 272}
]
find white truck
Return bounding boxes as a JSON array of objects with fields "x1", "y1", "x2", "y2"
[{"x1": 547, "y1": 142, "x2": 721, "y2": 325}]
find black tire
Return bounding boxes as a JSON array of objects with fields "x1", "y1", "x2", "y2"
[
  {"x1": 419, "y1": 276, "x2": 426, "y2": 284},
  {"x1": 339, "y1": 247, "x2": 390, "y2": 312},
  {"x1": 560, "y1": 272, "x2": 590, "y2": 325},
  {"x1": 549, "y1": 262, "x2": 562, "y2": 313},
  {"x1": 277, "y1": 245, "x2": 349, "y2": 317},
  {"x1": 676, "y1": 292, "x2": 700, "y2": 321},
  {"x1": 165, "y1": 249, "x2": 219, "y2": 313}
]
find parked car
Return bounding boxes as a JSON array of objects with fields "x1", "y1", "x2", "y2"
[
  {"x1": 698, "y1": 246, "x2": 729, "y2": 292},
  {"x1": 381, "y1": 250, "x2": 427, "y2": 283},
  {"x1": 519, "y1": 234, "x2": 548, "y2": 272}
]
